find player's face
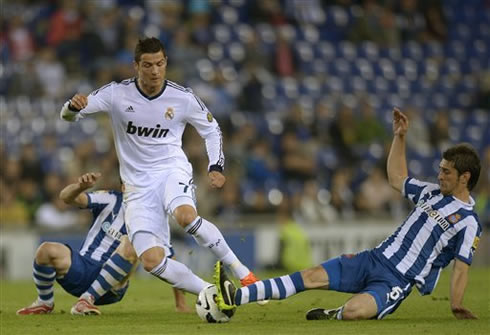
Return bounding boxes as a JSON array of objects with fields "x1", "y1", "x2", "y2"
[
  {"x1": 437, "y1": 159, "x2": 465, "y2": 196},
  {"x1": 135, "y1": 51, "x2": 167, "y2": 88}
]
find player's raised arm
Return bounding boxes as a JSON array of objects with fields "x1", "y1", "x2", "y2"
[
  {"x1": 59, "y1": 172, "x2": 102, "y2": 208},
  {"x1": 60, "y1": 93, "x2": 88, "y2": 121},
  {"x1": 387, "y1": 107, "x2": 409, "y2": 193},
  {"x1": 60, "y1": 83, "x2": 114, "y2": 121},
  {"x1": 450, "y1": 259, "x2": 478, "y2": 319}
]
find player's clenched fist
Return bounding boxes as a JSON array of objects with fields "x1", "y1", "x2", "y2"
[
  {"x1": 208, "y1": 171, "x2": 226, "y2": 188},
  {"x1": 78, "y1": 172, "x2": 101, "y2": 189},
  {"x1": 69, "y1": 94, "x2": 88, "y2": 111}
]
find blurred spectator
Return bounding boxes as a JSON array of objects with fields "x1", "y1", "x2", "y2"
[
  {"x1": 298, "y1": 179, "x2": 337, "y2": 224},
  {"x1": 395, "y1": 0, "x2": 426, "y2": 43},
  {"x1": 278, "y1": 196, "x2": 313, "y2": 271},
  {"x1": 284, "y1": 0, "x2": 326, "y2": 25},
  {"x1": 39, "y1": 134, "x2": 63, "y2": 175},
  {"x1": 404, "y1": 106, "x2": 431, "y2": 156},
  {"x1": 355, "y1": 166, "x2": 400, "y2": 217},
  {"x1": 238, "y1": 67, "x2": 265, "y2": 113},
  {"x1": 47, "y1": 0, "x2": 83, "y2": 47},
  {"x1": 429, "y1": 110, "x2": 451, "y2": 152},
  {"x1": 243, "y1": 30, "x2": 270, "y2": 71},
  {"x1": 188, "y1": 0, "x2": 212, "y2": 48},
  {"x1": 7, "y1": 59, "x2": 44, "y2": 97},
  {"x1": 19, "y1": 143, "x2": 44, "y2": 185},
  {"x1": 355, "y1": 100, "x2": 388, "y2": 146},
  {"x1": 475, "y1": 71, "x2": 490, "y2": 110},
  {"x1": 313, "y1": 99, "x2": 335, "y2": 144},
  {"x1": 94, "y1": 7, "x2": 120, "y2": 56},
  {"x1": 420, "y1": 1, "x2": 447, "y2": 42},
  {"x1": 280, "y1": 130, "x2": 317, "y2": 185},
  {"x1": 215, "y1": 176, "x2": 242, "y2": 225},
  {"x1": 272, "y1": 28, "x2": 297, "y2": 77},
  {"x1": 0, "y1": 180, "x2": 29, "y2": 227},
  {"x1": 245, "y1": 138, "x2": 279, "y2": 189},
  {"x1": 17, "y1": 178, "x2": 43, "y2": 222},
  {"x1": 168, "y1": 27, "x2": 205, "y2": 83},
  {"x1": 6, "y1": 14, "x2": 35, "y2": 62},
  {"x1": 34, "y1": 47, "x2": 66, "y2": 99},
  {"x1": 35, "y1": 195, "x2": 80, "y2": 231},
  {"x1": 329, "y1": 168, "x2": 355, "y2": 219},
  {"x1": 249, "y1": 0, "x2": 289, "y2": 25},
  {"x1": 329, "y1": 104, "x2": 359, "y2": 165},
  {"x1": 349, "y1": 0, "x2": 400, "y2": 47}
]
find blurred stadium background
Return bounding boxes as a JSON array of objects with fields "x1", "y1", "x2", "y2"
[{"x1": 0, "y1": 0, "x2": 489, "y2": 280}]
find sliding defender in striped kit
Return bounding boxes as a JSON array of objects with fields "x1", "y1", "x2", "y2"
[{"x1": 215, "y1": 107, "x2": 481, "y2": 321}]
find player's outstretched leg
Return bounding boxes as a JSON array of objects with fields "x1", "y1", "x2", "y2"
[
  {"x1": 213, "y1": 261, "x2": 237, "y2": 311},
  {"x1": 305, "y1": 307, "x2": 343, "y2": 320},
  {"x1": 215, "y1": 261, "x2": 306, "y2": 308}
]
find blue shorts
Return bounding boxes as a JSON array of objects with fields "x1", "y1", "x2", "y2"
[
  {"x1": 321, "y1": 250, "x2": 412, "y2": 319},
  {"x1": 56, "y1": 246, "x2": 128, "y2": 306}
]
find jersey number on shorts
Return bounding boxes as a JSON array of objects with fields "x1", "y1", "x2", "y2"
[{"x1": 386, "y1": 286, "x2": 403, "y2": 302}]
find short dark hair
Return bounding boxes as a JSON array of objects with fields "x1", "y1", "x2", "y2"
[
  {"x1": 134, "y1": 37, "x2": 166, "y2": 62},
  {"x1": 442, "y1": 143, "x2": 481, "y2": 191}
]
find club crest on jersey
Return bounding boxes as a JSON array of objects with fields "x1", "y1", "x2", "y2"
[
  {"x1": 165, "y1": 107, "x2": 174, "y2": 120},
  {"x1": 447, "y1": 213, "x2": 462, "y2": 224},
  {"x1": 207, "y1": 112, "x2": 213, "y2": 122}
]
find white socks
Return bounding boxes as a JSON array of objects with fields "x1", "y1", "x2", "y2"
[
  {"x1": 150, "y1": 257, "x2": 209, "y2": 295},
  {"x1": 185, "y1": 217, "x2": 250, "y2": 279}
]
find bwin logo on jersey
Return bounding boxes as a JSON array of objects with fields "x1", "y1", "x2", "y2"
[{"x1": 126, "y1": 121, "x2": 169, "y2": 138}]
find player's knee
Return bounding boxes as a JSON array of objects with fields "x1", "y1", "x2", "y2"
[
  {"x1": 140, "y1": 248, "x2": 165, "y2": 272},
  {"x1": 301, "y1": 265, "x2": 329, "y2": 289},
  {"x1": 342, "y1": 301, "x2": 375, "y2": 320},
  {"x1": 35, "y1": 242, "x2": 58, "y2": 264},
  {"x1": 173, "y1": 205, "x2": 197, "y2": 228}
]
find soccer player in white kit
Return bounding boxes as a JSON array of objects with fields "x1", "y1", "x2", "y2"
[{"x1": 60, "y1": 37, "x2": 259, "y2": 294}]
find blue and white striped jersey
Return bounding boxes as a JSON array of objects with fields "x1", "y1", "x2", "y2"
[
  {"x1": 374, "y1": 177, "x2": 481, "y2": 295},
  {"x1": 79, "y1": 191, "x2": 127, "y2": 264}
]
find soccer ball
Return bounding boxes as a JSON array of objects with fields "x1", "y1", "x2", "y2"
[{"x1": 195, "y1": 285, "x2": 235, "y2": 323}]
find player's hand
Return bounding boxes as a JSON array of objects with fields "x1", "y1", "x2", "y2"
[
  {"x1": 392, "y1": 107, "x2": 409, "y2": 136},
  {"x1": 208, "y1": 171, "x2": 226, "y2": 189},
  {"x1": 69, "y1": 93, "x2": 88, "y2": 111},
  {"x1": 78, "y1": 172, "x2": 101, "y2": 189},
  {"x1": 451, "y1": 306, "x2": 478, "y2": 320}
]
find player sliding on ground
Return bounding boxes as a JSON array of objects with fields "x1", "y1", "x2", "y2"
[
  {"x1": 215, "y1": 107, "x2": 481, "y2": 320},
  {"x1": 60, "y1": 37, "x2": 263, "y2": 297},
  {"x1": 17, "y1": 172, "x2": 194, "y2": 316}
]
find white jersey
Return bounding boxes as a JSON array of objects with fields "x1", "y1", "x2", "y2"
[
  {"x1": 80, "y1": 191, "x2": 126, "y2": 263},
  {"x1": 374, "y1": 177, "x2": 481, "y2": 294},
  {"x1": 63, "y1": 79, "x2": 224, "y2": 188}
]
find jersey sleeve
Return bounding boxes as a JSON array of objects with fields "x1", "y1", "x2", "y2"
[
  {"x1": 402, "y1": 177, "x2": 439, "y2": 205},
  {"x1": 185, "y1": 90, "x2": 225, "y2": 172},
  {"x1": 454, "y1": 218, "x2": 481, "y2": 265},
  {"x1": 78, "y1": 82, "x2": 114, "y2": 117},
  {"x1": 86, "y1": 191, "x2": 110, "y2": 218},
  {"x1": 60, "y1": 82, "x2": 114, "y2": 122}
]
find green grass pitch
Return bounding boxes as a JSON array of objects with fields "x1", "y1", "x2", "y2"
[{"x1": 1, "y1": 267, "x2": 489, "y2": 335}]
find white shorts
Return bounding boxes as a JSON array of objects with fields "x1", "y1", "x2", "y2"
[{"x1": 123, "y1": 168, "x2": 196, "y2": 255}]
